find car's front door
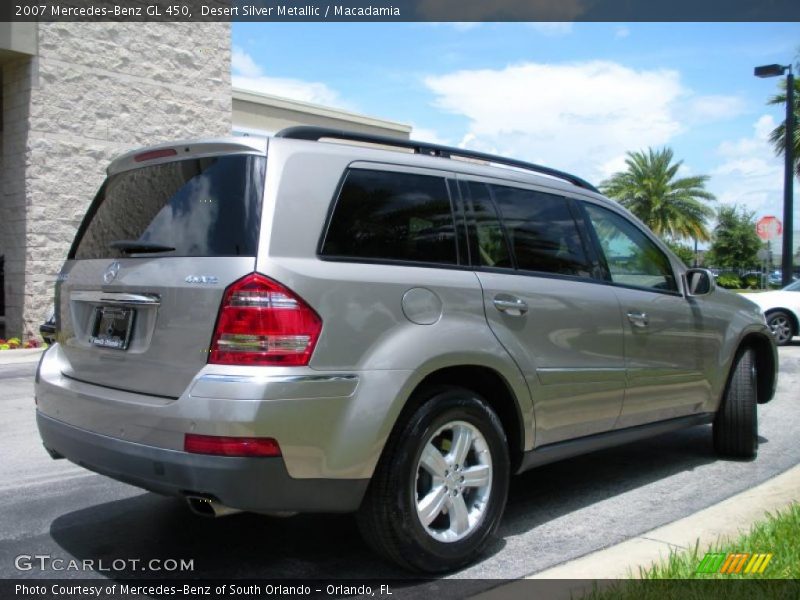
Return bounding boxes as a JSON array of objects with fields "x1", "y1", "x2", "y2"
[
  {"x1": 461, "y1": 180, "x2": 626, "y2": 446},
  {"x1": 580, "y1": 202, "x2": 713, "y2": 428}
]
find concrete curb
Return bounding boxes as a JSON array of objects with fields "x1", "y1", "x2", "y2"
[
  {"x1": 530, "y1": 462, "x2": 800, "y2": 578},
  {"x1": 0, "y1": 347, "x2": 46, "y2": 365},
  {"x1": 475, "y1": 464, "x2": 800, "y2": 598}
]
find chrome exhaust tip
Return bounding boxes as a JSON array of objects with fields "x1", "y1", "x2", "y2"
[{"x1": 186, "y1": 495, "x2": 242, "y2": 518}]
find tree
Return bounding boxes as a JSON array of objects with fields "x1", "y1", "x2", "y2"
[
  {"x1": 705, "y1": 205, "x2": 761, "y2": 269},
  {"x1": 600, "y1": 147, "x2": 716, "y2": 242},
  {"x1": 767, "y1": 54, "x2": 800, "y2": 178},
  {"x1": 665, "y1": 241, "x2": 695, "y2": 267}
]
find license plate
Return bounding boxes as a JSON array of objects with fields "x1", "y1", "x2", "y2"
[{"x1": 89, "y1": 306, "x2": 135, "y2": 350}]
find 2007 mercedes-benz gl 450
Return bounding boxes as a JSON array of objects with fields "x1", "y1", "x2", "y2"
[{"x1": 36, "y1": 127, "x2": 777, "y2": 572}]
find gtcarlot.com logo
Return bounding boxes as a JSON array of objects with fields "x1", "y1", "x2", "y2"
[{"x1": 14, "y1": 554, "x2": 194, "y2": 572}]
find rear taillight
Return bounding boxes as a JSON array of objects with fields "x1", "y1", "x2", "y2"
[
  {"x1": 209, "y1": 273, "x2": 322, "y2": 366},
  {"x1": 184, "y1": 434, "x2": 281, "y2": 457}
]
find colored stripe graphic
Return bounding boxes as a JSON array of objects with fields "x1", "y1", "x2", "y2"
[
  {"x1": 696, "y1": 553, "x2": 726, "y2": 574},
  {"x1": 697, "y1": 552, "x2": 773, "y2": 575},
  {"x1": 756, "y1": 553, "x2": 773, "y2": 574}
]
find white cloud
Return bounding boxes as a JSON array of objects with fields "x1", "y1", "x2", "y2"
[
  {"x1": 232, "y1": 47, "x2": 346, "y2": 108},
  {"x1": 754, "y1": 114, "x2": 778, "y2": 139},
  {"x1": 685, "y1": 95, "x2": 746, "y2": 123},
  {"x1": 231, "y1": 47, "x2": 262, "y2": 78},
  {"x1": 232, "y1": 75, "x2": 345, "y2": 107},
  {"x1": 717, "y1": 115, "x2": 776, "y2": 162},
  {"x1": 410, "y1": 125, "x2": 451, "y2": 146},
  {"x1": 527, "y1": 22, "x2": 574, "y2": 37},
  {"x1": 424, "y1": 60, "x2": 685, "y2": 180},
  {"x1": 614, "y1": 26, "x2": 630, "y2": 39},
  {"x1": 711, "y1": 115, "x2": 784, "y2": 218}
]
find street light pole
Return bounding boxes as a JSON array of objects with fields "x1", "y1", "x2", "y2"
[
  {"x1": 755, "y1": 63, "x2": 795, "y2": 287},
  {"x1": 782, "y1": 68, "x2": 794, "y2": 287}
]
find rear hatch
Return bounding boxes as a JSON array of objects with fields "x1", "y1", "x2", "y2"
[{"x1": 55, "y1": 141, "x2": 266, "y2": 398}]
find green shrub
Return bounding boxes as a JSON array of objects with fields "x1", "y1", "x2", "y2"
[
  {"x1": 716, "y1": 273, "x2": 742, "y2": 289},
  {"x1": 743, "y1": 274, "x2": 760, "y2": 289}
]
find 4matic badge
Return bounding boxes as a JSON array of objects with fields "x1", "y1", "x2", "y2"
[{"x1": 185, "y1": 276, "x2": 219, "y2": 285}]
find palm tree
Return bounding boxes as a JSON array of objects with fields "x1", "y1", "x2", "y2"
[
  {"x1": 767, "y1": 75, "x2": 800, "y2": 178},
  {"x1": 600, "y1": 147, "x2": 716, "y2": 242}
]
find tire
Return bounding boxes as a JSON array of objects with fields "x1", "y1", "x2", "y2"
[
  {"x1": 357, "y1": 386, "x2": 510, "y2": 573},
  {"x1": 713, "y1": 348, "x2": 758, "y2": 459},
  {"x1": 766, "y1": 310, "x2": 795, "y2": 346}
]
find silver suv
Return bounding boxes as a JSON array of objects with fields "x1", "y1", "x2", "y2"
[{"x1": 36, "y1": 127, "x2": 777, "y2": 572}]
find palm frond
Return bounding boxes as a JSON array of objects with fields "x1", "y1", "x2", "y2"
[{"x1": 600, "y1": 147, "x2": 715, "y2": 242}]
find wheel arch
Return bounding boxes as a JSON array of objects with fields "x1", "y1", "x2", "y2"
[{"x1": 387, "y1": 365, "x2": 527, "y2": 474}]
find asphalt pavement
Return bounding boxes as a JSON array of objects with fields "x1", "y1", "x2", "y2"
[{"x1": 0, "y1": 345, "x2": 797, "y2": 590}]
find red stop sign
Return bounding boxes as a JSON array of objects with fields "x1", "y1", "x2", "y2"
[{"x1": 756, "y1": 216, "x2": 783, "y2": 241}]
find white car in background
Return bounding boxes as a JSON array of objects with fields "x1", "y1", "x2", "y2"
[{"x1": 747, "y1": 280, "x2": 800, "y2": 345}]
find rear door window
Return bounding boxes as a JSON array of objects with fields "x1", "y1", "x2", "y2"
[
  {"x1": 488, "y1": 184, "x2": 593, "y2": 278},
  {"x1": 70, "y1": 155, "x2": 265, "y2": 259},
  {"x1": 465, "y1": 182, "x2": 513, "y2": 269},
  {"x1": 321, "y1": 169, "x2": 458, "y2": 265}
]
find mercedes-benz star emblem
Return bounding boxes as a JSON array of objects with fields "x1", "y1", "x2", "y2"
[{"x1": 103, "y1": 261, "x2": 121, "y2": 284}]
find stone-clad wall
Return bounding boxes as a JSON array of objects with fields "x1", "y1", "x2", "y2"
[
  {"x1": 0, "y1": 57, "x2": 34, "y2": 338},
  {"x1": 3, "y1": 22, "x2": 231, "y2": 337}
]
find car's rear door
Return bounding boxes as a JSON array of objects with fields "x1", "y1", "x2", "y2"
[{"x1": 461, "y1": 179, "x2": 626, "y2": 446}]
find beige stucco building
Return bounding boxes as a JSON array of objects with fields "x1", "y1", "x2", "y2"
[{"x1": 0, "y1": 23, "x2": 410, "y2": 339}]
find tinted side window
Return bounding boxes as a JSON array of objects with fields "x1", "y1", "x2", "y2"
[
  {"x1": 583, "y1": 203, "x2": 677, "y2": 292},
  {"x1": 467, "y1": 182, "x2": 512, "y2": 268},
  {"x1": 321, "y1": 169, "x2": 457, "y2": 265},
  {"x1": 490, "y1": 185, "x2": 592, "y2": 277}
]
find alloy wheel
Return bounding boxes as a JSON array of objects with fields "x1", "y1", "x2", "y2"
[{"x1": 414, "y1": 420, "x2": 493, "y2": 543}]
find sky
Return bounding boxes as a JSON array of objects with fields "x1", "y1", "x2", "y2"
[{"x1": 232, "y1": 22, "x2": 800, "y2": 243}]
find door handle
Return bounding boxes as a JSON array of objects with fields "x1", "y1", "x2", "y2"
[
  {"x1": 493, "y1": 295, "x2": 528, "y2": 315},
  {"x1": 627, "y1": 311, "x2": 649, "y2": 328}
]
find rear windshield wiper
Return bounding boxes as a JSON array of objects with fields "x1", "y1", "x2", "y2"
[{"x1": 109, "y1": 240, "x2": 176, "y2": 253}]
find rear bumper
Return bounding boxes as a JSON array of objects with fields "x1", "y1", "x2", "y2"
[
  {"x1": 37, "y1": 412, "x2": 368, "y2": 513},
  {"x1": 35, "y1": 344, "x2": 414, "y2": 481}
]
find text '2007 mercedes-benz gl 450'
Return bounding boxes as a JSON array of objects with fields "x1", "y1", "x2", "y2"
[{"x1": 36, "y1": 127, "x2": 777, "y2": 572}]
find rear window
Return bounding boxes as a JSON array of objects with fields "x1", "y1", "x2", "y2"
[
  {"x1": 70, "y1": 155, "x2": 265, "y2": 259},
  {"x1": 320, "y1": 169, "x2": 457, "y2": 265}
]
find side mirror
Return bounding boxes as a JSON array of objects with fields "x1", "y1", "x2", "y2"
[{"x1": 685, "y1": 268, "x2": 716, "y2": 297}]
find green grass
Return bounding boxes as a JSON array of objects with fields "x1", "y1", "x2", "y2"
[
  {"x1": 641, "y1": 503, "x2": 800, "y2": 579},
  {"x1": 583, "y1": 504, "x2": 800, "y2": 600}
]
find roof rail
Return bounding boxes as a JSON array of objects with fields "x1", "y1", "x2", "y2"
[{"x1": 274, "y1": 126, "x2": 600, "y2": 193}]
